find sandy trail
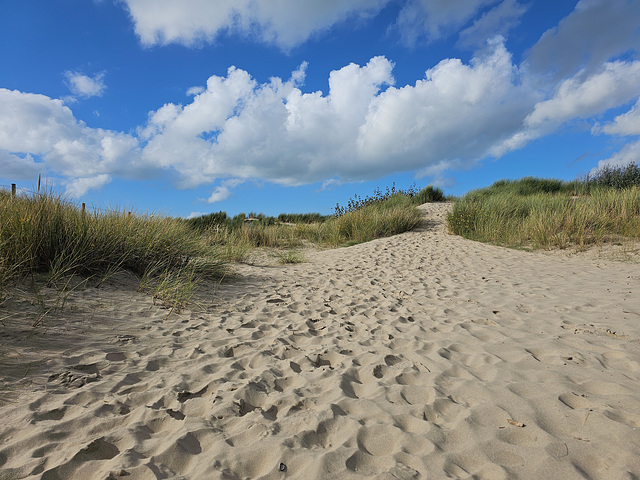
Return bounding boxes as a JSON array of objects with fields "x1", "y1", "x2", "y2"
[{"x1": 1, "y1": 202, "x2": 639, "y2": 479}]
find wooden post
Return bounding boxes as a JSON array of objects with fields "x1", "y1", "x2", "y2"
[
  {"x1": 81, "y1": 203, "x2": 86, "y2": 214},
  {"x1": 11, "y1": 184, "x2": 16, "y2": 198},
  {"x1": 37, "y1": 174, "x2": 41, "y2": 193}
]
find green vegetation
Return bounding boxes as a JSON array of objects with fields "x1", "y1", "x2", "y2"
[
  {"x1": 201, "y1": 190, "x2": 425, "y2": 253},
  {"x1": 447, "y1": 163, "x2": 640, "y2": 250},
  {"x1": 333, "y1": 182, "x2": 444, "y2": 215},
  {"x1": 0, "y1": 188, "x2": 226, "y2": 310},
  {"x1": 189, "y1": 183, "x2": 446, "y2": 255},
  {"x1": 1, "y1": 181, "x2": 446, "y2": 312}
]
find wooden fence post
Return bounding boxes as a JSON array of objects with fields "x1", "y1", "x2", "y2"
[
  {"x1": 81, "y1": 203, "x2": 86, "y2": 214},
  {"x1": 11, "y1": 184, "x2": 16, "y2": 198},
  {"x1": 38, "y1": 174, "x2": 41, "y2": 193}
]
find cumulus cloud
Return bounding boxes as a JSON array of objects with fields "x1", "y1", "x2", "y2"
[
  {"x1": 457, "y1": 0, "x2": 528, "y2": 49},
  {"x1": 591, "y1": 97, "x2": 640, "y2": 171},
  {"x1": 122, "y1": 0, "x2": 387, "y2": 49},
  {"x1": 527, "y1": 61, "x2": 640, "y2": 128},
  {"x1": 493, "y1": 60, "x2": 640, "y2": 155},
  {"x1": 65, "y1": 174, "x2": 112, "y2": 198},
  {"x1": 593, "y1": 140, "x2": 640, "y2": 172},
  {"x1": 3, "y1": 34, "x2": 640, "y2": 198},
  {"x1": 526, "y1": 0, "x2": 640, "y2": 79},
  {"x1": 207, "y1": 186, "x2": 232, "y2": 203},
  {"x1": 596, "y1": 98, "x2": 640, "y2": 136},
  {"x1": 64, "y1": 71, "x2": 106, "y2": 98},
  {"x1": 0, "y1": 88, "x2": 141, "y2": 195}
]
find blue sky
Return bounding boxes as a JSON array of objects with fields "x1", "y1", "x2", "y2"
[{"x1": 1, "y1": 0, "x2": 639, "y2": 218}]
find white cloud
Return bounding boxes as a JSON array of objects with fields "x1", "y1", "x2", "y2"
[
  {"x1": 493, "y1": 60, "x2": 640, "y2": 156},
  {"x1": 3, "y1": 35, "x2": 640, "y2": 199},
  {"x1": 526, "y1": 0, "x2": 640, "y2": 78},
  {"x1": 491, "y1": 61, "x2": 640, "y2": 156},
  {"x1": 596, "y1": 98, "x2": 640, "y2": 136},
  {"x1": 591, "y1": 96, "x2": 640, "y2": 172},
  {"x1": 592, "y1": 140, "x2": 640, "y2": 172},
  {"x1": 122, "y1": 0, "x2": 387, "y2": 49},
  {"x1": 65, "y1": 174, "x2": 112, "y2": 198},
  {"x1": 186, "y1": 86, "x2": 205, "y2": 96},
  {"x1": 357, "y1": 37, "x2": 532, "y2": 173},
  {"x1": 458, "y1": 0, "x2": 528, "y2": 49},
  {"x1": 396, "y1": 0, "x2": 499, "y2": 45},
  {"x1": 207, "y1": 186, "x2": 231, "y2": 203},
  {"x1": 64, "y1": 71, "x2": 106, "y2": 98},
  {"x1": 527, "y1": 61, "x2": 640, "y2": 128},
  {"x1": 0, "y1": 88, "x2": 142, "y2": 184}
]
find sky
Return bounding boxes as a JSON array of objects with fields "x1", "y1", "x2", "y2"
[{"x1": 1, "y1": 0, "x2": 639, "y2": 218}]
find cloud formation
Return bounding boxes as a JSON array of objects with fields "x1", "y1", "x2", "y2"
[
  {"x1": 0, "y1": 88, "x2": 140, "y2": 196},
  {"x1": 457, "y1": 0, "x2": 528, "y2": 49},
  {"x1": 122, "y1": 0, "x2": 524, "y2": 50},
  {"x1": 122, "y1": 0, "x2": 387, "y2": 49},
  {"x1": 493, "y1": 60, "x2": 640, "y2": 156},
  {"x1": 597, "y1": 98, "x2": 640, "y2": 136},
  {"x1": 64, "y1": 71, "x2": 106, "y2": 98},
  {"x1": 525, "y1": 0, "x2": 640, "y2": 78},
  {"x1": 2, "y1": 18, "x2": 640, "y2": 199},
  {"x1": 396, "y1": 0, "x2": 499, "y2": 45}
]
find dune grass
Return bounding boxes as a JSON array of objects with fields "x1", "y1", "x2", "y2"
[
  {"x1": 0, "y1": 188, "x2": 226, "y2": 311},
  {"x1": 200, "y1": 188, "x2": 428, "y2": 257},
  {"x1": 447, "y1": 164, "x2": 640, "y2": 250},
  {"x1": 1, "y1": 182, "x2": 442, "y2": 312}
]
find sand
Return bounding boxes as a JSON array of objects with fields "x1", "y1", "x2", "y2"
[{"x1": 1, "y1": 202, "x2": 639, "y2": 480}]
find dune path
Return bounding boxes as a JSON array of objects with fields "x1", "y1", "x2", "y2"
[{"x1": 1, "y1": 202, "x2": 639, "y2": 480}]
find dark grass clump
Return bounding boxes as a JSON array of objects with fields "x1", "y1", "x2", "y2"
[
  {"x1": 586, "y1": 162, "x2": 640, "y2": 190},
  {"x1": 277, "y1": 213, "x2": 330, "y2": 224},
  {"x1": 414, "y1": 185, "x2": 445, "y2": 203},
  {"x1": 185, "y1": 210, "x2": 330, "y2": 233}
]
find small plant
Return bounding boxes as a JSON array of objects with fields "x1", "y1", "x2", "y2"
[{"x1": 273, "y1": 250, "x2": 305, "y2": 264}]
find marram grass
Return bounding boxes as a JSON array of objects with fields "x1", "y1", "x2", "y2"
[
  {"x1": 1, "y1": 184, "x2": 436, "y2": 308},
  {"x1": 0, "y1": 188, "x2": 226, "y2": 308},
  {"x1": 448, "y1": 177, "x2": 640, "y2": 250}
]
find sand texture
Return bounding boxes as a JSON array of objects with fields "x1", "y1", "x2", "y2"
[{"x1": 1, "y1": 203, "x2": 640, "y2": 479}]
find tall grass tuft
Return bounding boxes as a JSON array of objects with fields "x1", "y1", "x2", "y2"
[
  {"x1": 447, "y1": 174, "x2": 640, "y2": 250},
  {"x1": 0, "y1": 188, "x2": 226, "y2": 308}
]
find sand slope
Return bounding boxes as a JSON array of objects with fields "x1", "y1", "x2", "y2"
[{"x1": 1, "y1": 202, "x2": 639, "y2": 479}]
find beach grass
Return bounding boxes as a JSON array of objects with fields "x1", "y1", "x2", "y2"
[
  {"x1": 1, "y1": 182, "x2": 442, "y2": 309},
  {"x1": 0, "y1": 188, "x2": 226, "y2": 309},
  {"x1": 199, "y1": 189, "x2": 427, "y2": 255},
  {"x1": 447, "y1": 164, "x2": 640, "y2": 250}
]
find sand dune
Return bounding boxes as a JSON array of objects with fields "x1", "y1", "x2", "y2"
[{"x1": 1, "y1": 202, "x2": 639, "y2": 479}]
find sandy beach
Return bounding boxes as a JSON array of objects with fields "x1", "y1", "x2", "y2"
[{"x1": 1, "y1": 202, "x2": 639, "y2": 480}]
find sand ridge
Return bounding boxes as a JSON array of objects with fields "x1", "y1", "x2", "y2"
[{"x1": 1, "y1": 202, "x2": 639, "y2": 479}]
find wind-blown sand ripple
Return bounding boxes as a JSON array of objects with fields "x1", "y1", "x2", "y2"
[{"x1": 1, "y1": 203, "x2": 639, "y2": 479}]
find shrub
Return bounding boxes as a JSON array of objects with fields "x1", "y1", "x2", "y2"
[{"x1": 587, "y1": 162, "x2": 640, "y2": 190}]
